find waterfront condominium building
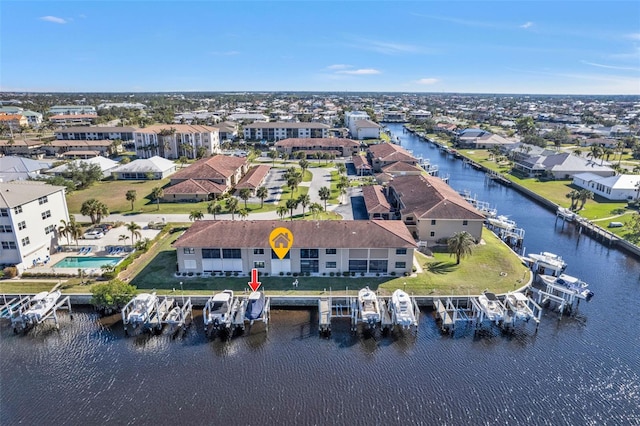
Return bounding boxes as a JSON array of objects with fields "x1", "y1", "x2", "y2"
[
  {"x1": 174, "y1": 220, "x2": 416, "y2": 276},
  {"x1": 344, "y1": 111, "x2": 370, "y2": 136},
  {"x1": 55, "y1": 126, "x2": 136, "y2": 141},
  {"x1": 133, "y1": 124, "x2": 221, "y2": 160},
  {"x1": 0, "y1": 182, "x2": 69, "y2": 273},
  {"x1": 243, "y1": 122, "x2": 329, "y2": 142}
]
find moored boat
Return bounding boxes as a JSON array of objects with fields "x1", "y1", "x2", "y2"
[
  {"x1": 557, "y1": 207, "x2": 576, "y2": 222},
  {"x1": 504, "y1": 291, "x2": 535, "y2": 321},
  {"x1": 477, "y1": 291, "x2": 505, "y2": 323},
  {"x1": 390, "y1": 289, "x2": 416, "y2": 329},
  {"x1": 528, "y1": 251, "x2": 567, "y2": 277},
  {"x1": 358, "y1": 287, "x2": 381, "y2": 327},
  {"x1": 245, "y1": 291, "x2": 266, "y2": 323},
  {"x1": 22, "y1": 289, "x2": 62, "y2": 324},
  {"x1": 124, "y1": 292, "x2": 158, "y2": 326},
  {"x1": 204, "y1": 290, "x2": 235, "y2": 328},
  {"x1": 539, "y1": 274, "x2": 594, "y2": 301},
  {"x1": 487, "y1": 215, "x2": 517, "y2": 231}
]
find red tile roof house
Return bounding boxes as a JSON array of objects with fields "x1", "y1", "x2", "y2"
[
  {"x1": 173, "y1": 220, "x2": 417, "y2": 276},
  {"x1": 234, "y1": 164, "x2": 271, "y2": 196},
  {"x1": 367, "y1": 143, "x2": 418, "y2": 172},
  {"x1": 274, "y1": 138, "x2": 360, "y2": 158},
  {"x1": 387, "y1": 174, "x2": 485, "y2": 244},
  {"x1": 361, "y1": 185, "x2": 392, "y2": 220},
  {"x1": 163, "y1": 155, "x2": 248, "y2": 202}
]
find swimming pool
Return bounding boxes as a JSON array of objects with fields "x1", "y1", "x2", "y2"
[{"x1": 53, "y1": 257, "x2": 122, "y2": 269}]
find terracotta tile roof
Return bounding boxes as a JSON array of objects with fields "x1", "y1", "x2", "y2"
[
  {"x1": 163, "y1": 178, "x2": 226, "y2": 195},
  {"x1": 352, "y1": 155, "x2": 372, "y2": 169},
  {"x1": 171, "y1": 155, "x2": 247, "y2": 181},
  {"x1": 381, "y1": 162, "x2": 422, "y2": 173},
  {"x1": 0, "y1": 139, "x2": 42, "y2": 147},
  {"x1": 368, "y1": 142, "x2": 415, "y2": 162},
  {"x1": 52, "y1": 140, "x2": 112, "y2": 147},
  {"x1": 235, "y1": 165, "x2": 270, "y2": 190},
  {"x1": 362, "y1": 185, "x2": 391, "y2": 214},
  {"x1": 62, "y1": 150, "x2": 100, "y2": 156},
  {"x1": 0, "y1": 114, "x2": 24, "y2": 121},
  {"x1": 274, "y1": 138, "x2": 359, "y2": 148},
  {"x1": 174, "y1": 220, "x2": 416, "y2": 249},
  {"x1": 389, "y1": 175, "x2": 485, "y2": 220}
]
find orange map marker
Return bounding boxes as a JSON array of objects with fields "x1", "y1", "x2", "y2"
[{"x1": 269, "y1": 227, "x2": 293, "y2": 259}]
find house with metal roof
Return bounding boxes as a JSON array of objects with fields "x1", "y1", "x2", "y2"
[
  {"x1": 572, "y1": 172, "x2": 640, "y2": 201},
  {"x1": 110, "y1": 156, "x2": 176, "y2": 180}
]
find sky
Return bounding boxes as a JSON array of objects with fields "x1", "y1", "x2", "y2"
[{"x1": 1, "y1": 1, "x2": 639, "y2": 95}]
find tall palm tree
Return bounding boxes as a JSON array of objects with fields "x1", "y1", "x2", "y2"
[
  {"x1": 336, "y1": 162, "x2": 347, "y2": 175},
  {"x1": 319, "y1": 186, "x2": 331, "y2": 211},
  {"x1": 298, "y1": 159, "x2": 309, "y2": 175},
  {"x1": 286, "y1": 198, "x2": 299, "y2": 221},
  {"x1": 238, "y1": 188, "x2": 252, "y2": 209},
  {"x1": 309, "y1": 202, "x2": 323, "y2": 219},
  {"x1": 276, "y1": 205, "x2": 288, "y2": 221},
  {"x1": 268, "y1": 150, "x2": 278, "y2": 166},
  {"x1": 337, "y1": 175, "x2": 349, "y2": 204},
  {"x1": 126, "y1": 190, "x2": 137, "y2": 211},
  {"x1": 226, "y1": 197, "x2": 239, "y2": 220},
  {"x1": 256, "y1": 186, "x2": 268, "y2": 208},
  {"x1": 588, "y1": 145, "x2": 603, "y2": 164},
  {"x1": 59, "y1": 215, "x2": 82, "y2": 248},
  {"x1": 150, "y1": 186, "x2": 164, "y2": 211},
  {"x1": 58, "y1": 218, "x2": 72, "y2": 246},
  {"x1": 298, "y1": 193, "x2": 310, "y2": 218},
  {"x1": 565, "y1": 189, "x2": 581, "y2": 210},
  {"x1": 189, "y1": 210, "x2": 204, "y2": 221},
  {"x1": 577, "y1": 189, "x2": 594, "y2": 210},
  {"x1": 80, "y1": 198, "x2": 109, "y2": 224},
  {"x1": 126, "y1": 222, "x2": 142, "y2": 244},
  {"x1": 447, "y1": 231, "x2": 475, "y2": 265},
  {"x1": 118, "y1": 234, "x2": 130, "y2": 246},
  {"x1": 207, "y1": 201, "x2": 221, "y2": 219},
  {"x1": 238, "y1": 208, "x2": 249, "y2": 220}
]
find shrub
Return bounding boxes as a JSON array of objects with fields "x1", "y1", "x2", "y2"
[
  {"x1": 329, "y1": 272, "x2": 334, "y2": 277},
  {"x1": 233, "y1": 272, "x2": 239, "y2": 277},
  {"x1": 3, "y1": 266, "x2": 18, "y2": 278},
  {"x1": 91, "y1": 279, "x2": 137, "y2": 312},
  {"x1": 360, "y1": 272, "x2": 365, "y2": 277},
  {"x1": 376, "y1": 273, "x2": 380, "y2": 277},
  {"x1": 286, "y1": 272, "x2": 291, "y2": 276},
  {"x1": 187, "y1": 272, "x2": 193, "y2": 276},
  {"x1": 293, "y1": 273, "x2": 298, "y2": 277},
  {"x1": 351, "y1": 272, "x2": 356, "y2": 277},
  {"x1": 390, "y1": 271, "x2": 396, "y2": 276},
  {"x1": 343, "y1": 271, "x2": 350, "y2": 277},
  {"x1": 225, "y1": 272, "x2": 231, "y2": 277},
  {"x1": 279, "y1": 272, "x2": 284, "y2": 276},
  {"x1": 263, "y1": 272, "x2": 269, "y2": 277},
  {"x1": 196, "y1": 272, "x2": 201, "y2": 277}
]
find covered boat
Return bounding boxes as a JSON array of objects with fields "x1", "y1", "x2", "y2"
[{"x1": 245, "y1": 291, "x2": 265, "y2": 322}]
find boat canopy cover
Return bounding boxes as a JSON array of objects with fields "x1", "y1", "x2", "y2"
[{"x1": 245, "y1": 292, "x2": 265, "y2": 320}]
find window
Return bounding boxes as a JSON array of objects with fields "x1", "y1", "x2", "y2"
[
  {"x1": 183, "y1": 248, "x2": 195, "y2": 254},
  {"x1": 395, "y1": 262, "x2": 406, "y2": 269},
  {"x1": 300, "y1": 249, "x2": 319, "y2": 259},
  {"x1": 369, "y1": 260, "x2": 388, "y2": 273},
  {"x1": 202, "y1": 248, "x2": 221, "y2": 258},
  {"x1": 38, "y1": 196, "x2": 49, "y2": 205},
  {"x1": 0, "y1": 225, "x2": 11, "y2": 233},
  {"x1": 431, "y1": 219, "x2": 436, "y2": 225},
  {"x1": 325, "y1": 261, "x2": 337, "y2": 268},
  {"x1": 349, "y1": 260, "x2": 368, "y2": 272},
  {"x1": 300, "y1": 259, "x2": 319, "y2": 273},
  {"x1": 272, "y1": 249, "x2": 290, "y2": 259},
  {"x1": 254, "y1": 261, "x2": 265, "y2": 269},
  {"x1": 463, "y1": 220, "x2": 468, "y2": 226},
  {"x1": 254, "y1": 248, "x2": 265, "y2": 255},
  {"x1": 1, "y1": 241, "x2": 17, "y2": 249},
  {"x1": 222, "y1": 248, "x2": 241, "y2": 259},
  {"x1": 325, "y1": 248, "x2": 337, "y2": 255},
  {"x1": 45, "y1": 224, "x2": 56, "y2": 234},
  {"x1": 41, "y1": 210, "x2": 51, "y2": 220},
  {"x1": 21, "y1": 237, "x2": 30, "y2": 247},
  {"x1": 396, "y1": 248, "x2": 407, "y2": 255},
  {"x1": 0, "y1": 209, "x2": 8, "y2": 217},
  {"x1": 14, "y1": 205, "x2": 22, "y2": 214},
  {"x1": 18, "y1": 221, "x2": 26, "y2": 230},
  {"x1": 430, "y1": 231, "x2": 435, "y2": 237}
]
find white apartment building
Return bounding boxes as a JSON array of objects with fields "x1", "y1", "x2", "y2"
[
  {"x1": 0, "y1": 182, "x2": 69, "y2": 273},
  {"x1": 48, "y1": 105, "x2": 97, "y2": 115},
  {"x1": 134, "y1": 124, "x2": 221, "y2": 159},
  {"x1": 344, "y1": 111, "x2": 370, "y2": 136},
  {"x1": 243, "y1": 122, "x2": 329, "y2": 141}
]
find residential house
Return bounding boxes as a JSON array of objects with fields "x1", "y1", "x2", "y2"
[
  {"x1": 48, "y1": 105, "x2": 97, "y2": 115},
  {"x1": 174, "y1": 220, "x2": 416, "y2": 276},
  {"x1": 227, "y1": 113, "x2": 269, "y2": 122},
  {"x1": 345, "y1": 111, "x2": 370, "y2": 135},
  {"x1": 110, "y1": 156, "x2": 176, "y2": 180},
  {"x1": 46, "y1": 156, "x2": 119, "y2": 179},
  {"x1": 367, "y1": 143, "x2": 417, "y2": 172},
  {"x1": 55, "y1": 126, "x2": 135, "y2": 141},
  {"x1": 49, "y1": 114, "x2": 98, "y2": 127},
  {"x1": 0, "y1": 114, "x2": 29, "y2": 131},
  {"x1": 512, "y1": 149, "x2": 615, "y2": 179},
  {"x1": 383, "y1": 111, "x2": 406, "y2": 122},
  {"x1": 134, "y1": 124, "x2": 221, "y2": 159},
  {"x1": 352, "y1": 154, "x2": 373, "y2": 176},
  {"x1": 0, "y1": 139, "x2": 45, "y2": 157},
  {"x1": 0, "y1": 156, "x2": 51, "y2": 182},
  {"x1": 456, "y1": 128, "x2": 513, "y2": 149},
  {"x1": 387, "y1": 174, "x2": 485, "y2": 244},
  {"x1": 45, "y1": 140, "x2": 115, "y2": 157},
  {"x1": 0, "y1": 107, "x2": 43, "y2": 127},
  {"x1": 572, "y1": 173, "x2": 640, "y2": 201},
  {"x1": 243, "y1": 122, "x2": 329, "y2": 141},
  {"x1": 0, "y1": 181, "x2": 69, "y2": 273},
  {"x1": 361, "y1": 185, "x2": 392, "y2": 220},
  {"x1": 274, "y1": 138, "x2": 360, "y2": 158},
  {"x1": 234, "y1": 165, "x2": 271, "y2": 196},
  {"x1": 353, "y1": 119, "x2": 381, "y2": 140}
]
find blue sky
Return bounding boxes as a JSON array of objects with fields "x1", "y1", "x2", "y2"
[{"x1": 1, "y1": 1, "x2": 639, "y2": 94}]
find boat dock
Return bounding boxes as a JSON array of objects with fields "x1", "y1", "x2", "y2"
[
  {"x1": 122, "y1": 294, "x2": 193, "y2": 335},
  {"x1": 0, "y1": 290, "x2": 72, "y2": 334}
]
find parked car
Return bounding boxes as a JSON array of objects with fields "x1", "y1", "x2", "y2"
[
  {"x1": 83, "y1": 230, "x2": 105, "y2": 239},
  {"x1": 95, "y1": 224, "x2": 112, "y2": 233}
]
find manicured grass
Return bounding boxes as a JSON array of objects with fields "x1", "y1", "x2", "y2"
[
  {"x1": 302, "y1": 169, "x2": 312, "y2": 182},
  {"x1": 280, "y1": 185, "x2": 309, "y2": 200}
]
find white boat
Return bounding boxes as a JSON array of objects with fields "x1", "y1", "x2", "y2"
[
  {"x1": 557, "y1": 207, "x2": 576, "y2": 222},
  {"x1": 358, "y1": 287, "x2": 381, "y2": 327},
  {"x1": 22, "y1": 289, "x2": 62, "y2": 324},
  {"x1": 504, "y1": 292, "x2": 535, "y2": 321},
  {"x1": 124, "y1": 292, "x2": 158, "y2": 326},
  {"x1": 487, "y1": 215, "x2": 517, "y2": 231},
  {"x1": 204, "y1": 290, "x2": 235, "y2": 328},
  {"x1": 477, "y1": 291, "x2": 505, "y2": 323},
  {"x1": 390, "y1": 289, "x2": 416, "y2": 329},
  {"x1": 528, "y1": 251, "x2": 567, "y2": 277},
  {"x1": 539, "y1": 274, "x2": 594, "y2": 301}
]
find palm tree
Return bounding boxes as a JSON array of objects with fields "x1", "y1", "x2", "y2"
[
  {"x1": 238, "y1": 208, "x2": 249, "y2": 220},
  {"x1": 284, "y1": 167, "x2": 302, "y2": 199},
  {"x1": 150, "y1": 186, "x2": 164, "y2": 211},
  {"x1": 298, "y1": 159, "x2": 310, "y2": 175},
  {"x1": 336, "y1": 163, "x2": 347, "y2": 175},
  {"x1": 336, "y1": 175, "x2": 349, "y2": 204},
  {"x1": 207, "y1": 201, "x2": 222, "y2": 219},
  {"x1": 603, "y1": 147, "x2": 614, "y2": 162},
  {"x1": 58, "y1": 216, "x2": 82, "y2": 246},
  {"x1": 309, "y1": 202, "x2": 323, "y2": 219},
  {"x1": 58, "y1": 218, "x2": 72, "y2": 246},
  {"x1": 126, "y1": 190, "x2": 137, "y2": 211},
  {"x1": 80, "y1": 198, "x2": 109, "y2": 224},
  {"x1": 276, "y1": 205, "x2": 288, "y2": 221},
  {"x1": 118, "y1": 234, "x2": 130, "y2": 245},
  {"x1": 268, "y1": 150, "x2": 278, "y2": 166},
  {"x1": 588, "y1": 145, "x2": 603, "y2": 164},
  {"x1": 298, "y1": 193, "x2": 310, "y2": 218},
  {"x1": 577, "y1": 189, "x2": 594, "y2": 210},
  {"x1": 447, "y1": 231, "x2": 475, "y2": 265},
  {"x1": 238, "y1": 188, "x2": 252, "y2": 209},
  {"x1": 573, "y1": 148, "x2": 583, "y2": 157},
  {"x1": 617, "y1": 140, "x2": 625, "y2": 165},
  {"x1": 286, "y1": 198, "x2": 299, "y2": 221},
  {"x1": 226, "y1": 197, "x2": 239, "y2": 220},
  {"x1": 565, "y1": 190, "x2": 581, "y2": 210},
  {"x1": 189, "y1": 210, "x2": 204, "y2": 221},
  {"x1": 256, "y1": 186, "x2": 268, "y2": 208},
  {"x1": 319, "y1": 186, "x2": 331, "y2": 211},
  {"x1": 126, "y1": 222, "x2": 142, "y2": 244}
]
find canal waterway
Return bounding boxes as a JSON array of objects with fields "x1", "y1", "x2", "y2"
[{"x1": 1, "y1": 124, "x2": 639, "y2": 425}]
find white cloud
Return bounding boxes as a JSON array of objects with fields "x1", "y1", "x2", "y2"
[
  {"x1": 520, "y1": 22, "x2": 534, "y2": 29},
  {"x1": 626, "y1": 33, "x2": 640, "y2": 40},
  {"x1": 416, "y1": 78, "x2": 439, "y2": 85},
  {"x1": 581, "y1": 60, "x2": 640, "y2": 72},
  {"x1": 327, "y1": 64, "x2": 351, "y2": 70},
  {"x1": 39, "y1": 16, "x2": 67, "y2": 24},
  {"x1": 336, "y1": 69, "x2": 381, "y2": 75}
]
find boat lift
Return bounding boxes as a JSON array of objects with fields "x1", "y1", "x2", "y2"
[
  {"x1": 380, "y1": 295, "x2": 420, "y2": 333},
  {"x1": 164, "y1": 297, "x2": 193, "y2": 333},
  {"x1": 433, "y1": 297, "x2": 476, "y2": 334},
  {"x1": 317, "y1": 290, "x2": 358, "y2": 334},
  {"x1": 204, "y1": 292, "x2": 271, "y2": 337},
  {"x1": 502, "y1": 292, "x2": 542, "y2": 331},
  {"x1": 122, "y1": 295, "x2": 178, "y2": 335},
  {"x1": 533, "y1": 281, "x2": 583, "y2": 317},
  {"x1": 0, "y1": 285, "x2": 72, "y2": 333}
]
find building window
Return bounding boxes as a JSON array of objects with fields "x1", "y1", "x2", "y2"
[
  {"x1": 2, "y1": 241, "x2": 17, "y2": 249},
  {"x1": 431, "y1": 219, "x2": 436, "y2": 225},
  {"x1": 325, "y1": 261, "x2": 337, "y2": 268},
  {"x1": 202, "y1": 248, "x2": 221, "y2": 258},
  {"x1": 18, "y1": 221, "x2": 26, "y2": 230},
  {"x1": 222, "y1": 248, "x2": 241, "y2": 259},
  {"x1": 395, "y1": 262, "x2": 406, "y2": 269},
  {"x1": 21, "y1": 237, "x2": 30, "y2": 247},
  {"x1": 369, "y1": 260, "x2": 388, "y2": 273},
  {"x1": 0, "y1": 225, "x2": 11, "y2": 233},
  {"x1": 254, "y1": 261, "x2": 265, "y2": 269},
  {"x1": 430, "y1": 231, "x2": 435, "y2": 237},
  {"x1": 300, "y1": 249, "x2": 319, "y2": 259},
  {"x1": 396, "y1": 248, "x2": 407, "y2": 255},
  {"x1": 183, "y1": 248, "x2": 195, "y2": 254},
  {"x1": 325, "y1": 248, "x2": 337, "y2": 255},
  {"x1": 463, "y1": 220, "x2": 468, "y2": 226},
  {"x1": 38, "y1": 196, "x2": 49, "y2": 205},
  {"x1": 300, "y1": 259, "x2": 319, "y2": 273},
  {"x1": 41, "y1": 210, "x2": 52, "y2": 220},
  {"x1": 348, "y1": 259, "x2": 368, "y2": 272},
  {"x1": 0, "y1": 209, "x2": 8, "y2": 217},
  {"x1": 14, "y1": 205, "x2": 23, "y2": 214},
  {"x1": 271, "y1": 249, "x2": 290, "y2": 259},
  {"x1": 254, "y1": 248, "x2": 265, "y2": 255},
  {"x1": 45, "y1": 224, "x2": 56, "y2": 234}
]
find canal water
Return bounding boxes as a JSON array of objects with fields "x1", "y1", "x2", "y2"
[{"x1": 1, "y1": 124, "x2": 639, "y2": 425}]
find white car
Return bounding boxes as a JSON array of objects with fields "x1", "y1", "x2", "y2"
[{"x1": 83, "y1": 230, "x2": 105, "y2": 239}]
